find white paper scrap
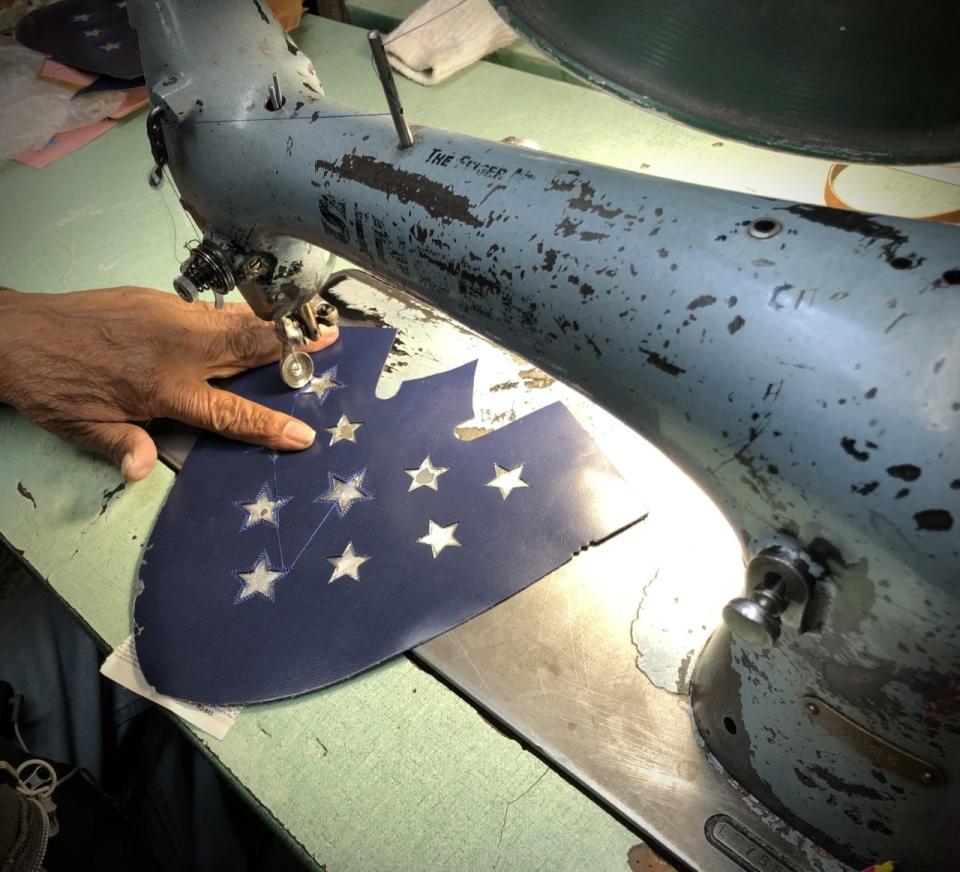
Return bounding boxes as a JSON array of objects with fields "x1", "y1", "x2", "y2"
[{"x1": 100, "y1": 635, "x2": 242, "y2": 740}]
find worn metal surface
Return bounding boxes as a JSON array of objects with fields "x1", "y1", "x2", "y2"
[
  {"x1": 296, "y1": 275, "x2": 851, "y2": 872},
  {"x1": 421, "y1": 525, "x2": 849, "y2": 872},
  {"x1": 127, "y1": 2, "x2": 960, "y2": 868},
  {"x1": 153, "y1": 271, "x2": 842, "y2": 869},
  {"x1": 800, "y1": 696, "x2": 944, "y2": 788}
]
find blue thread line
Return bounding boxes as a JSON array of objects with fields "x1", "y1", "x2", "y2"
[
  {"x1": 382, "y1": 0, "x2": 470, "y2": 45},
  {"x1": 290, "y1": 503, "x2": 337, "y2": 570},
  {"x1": 272, "y1": 461, "x2": 286, "y2": 570},
  {"x1": 190, "y1": 111, "x2": 390, "y2": 126}
]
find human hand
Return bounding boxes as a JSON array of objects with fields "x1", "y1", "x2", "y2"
[{"x1": 0, "y1": 286, "x2": 339, "y2": 481}]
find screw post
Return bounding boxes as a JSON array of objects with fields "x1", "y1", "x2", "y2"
[{"x1": 368, "y1": 31, "x2": 414, "y2": 149}]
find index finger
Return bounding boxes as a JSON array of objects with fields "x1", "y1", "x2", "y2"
[{"x1": 160, "y1": 381, "x2": 317, "y2": 450}]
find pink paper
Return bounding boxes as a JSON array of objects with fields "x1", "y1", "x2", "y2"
[
  {"x1": 38, "y1": 59, "x2": 96, "y2": 90},
  {"x1": 12, "y1": 120, "x2": 116, "y2": 169},
  {"x1": 108, "y1": 87, "x2": 149, "y2": 119}
]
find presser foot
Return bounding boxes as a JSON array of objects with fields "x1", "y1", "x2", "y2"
[{"x1": 276, "y1": 296, "x2": 339, "y2": 389}]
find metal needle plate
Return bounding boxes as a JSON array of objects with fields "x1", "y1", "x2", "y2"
[
  {"x1": 414, "y1": 523, "x2": 849, "y2": 872},
  {"x1": 152, "y1": 273, "x2": 849, "y2": 872}
]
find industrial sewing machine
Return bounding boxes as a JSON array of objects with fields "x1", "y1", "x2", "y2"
[{"x1": 127, "y1": 1, "x2": 960, "y2": 869}]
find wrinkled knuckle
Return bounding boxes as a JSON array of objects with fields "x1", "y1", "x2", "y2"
[
  {"x1": 253, "y1": 407, "x2": 282, "y2": 440},
  {"x1": 202, "y1": 334, "x2": 225, "y2": 362},
  {"x1": 225, "y1": 329, "x2": 263, "y2": 363},
  {"x1": 172, "y1": 388, "x2": 206, "y2": 422},
  {"x1": 207, "y1": 397, "x2": 245, "y2": 434}
]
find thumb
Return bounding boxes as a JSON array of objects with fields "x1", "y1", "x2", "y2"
[{"x1": 67, "y1": 421, "x2": 158, "y2": 481}]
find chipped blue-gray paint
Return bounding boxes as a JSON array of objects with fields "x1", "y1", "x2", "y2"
[{"x1": 129, "y1": 2, "x2": 960, "y2": 868}]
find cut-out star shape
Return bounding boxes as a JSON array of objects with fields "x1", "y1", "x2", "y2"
[
  {"x1": 327, "y1": 541, "x2": 370, "y2": 583},
  {"x1": 301, "y1": 366, "x2": 343, "y2": 405},
  {"x1": 326, "y1": 414, "x2": 362, "y2": 446},
  {"x1": 100, "y1": 41, "x2": 122, "y2": 52},
  {"x1": 235, "y1": 552, "x2": 286, "y2": 603},
  {"x1": 418, "y1": 519, "x2": 461, "y2": 558},
  {"x1": 83, "y1": 28, "x2": 102, "y2": 37},
  {"x1": 71, "y1": 13, "x2": 91, "y2": 22},
  {"x1": 318, "y1": 468, "x2": 372, "y2": 518},
  {"x1": 405, "y1": 456, "x2": 449, "y2": 492},
  {"x1": 486, "y1": 463, "x2": 529, "y2": 500},
  {"x1": 238, "y1": 483, "x2": 290, "y2": 530}
]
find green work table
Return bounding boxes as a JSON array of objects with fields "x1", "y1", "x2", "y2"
[{"x1": 1, "y1": 12, "x2": 954, "y2": 872}]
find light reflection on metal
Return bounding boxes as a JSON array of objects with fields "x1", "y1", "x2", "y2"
[
  {"x1": 280, "y1": 349, "x2": 314, "y2": 389},
  {"x1": 129, "y1": 1, "x2": 960, "y2": 868},
  {"x1": 267, "y1": 71, "x2": 283, "y2": 111},
  {"x1": 150, "y1": 274, "x2": 836, "y2": 871}
]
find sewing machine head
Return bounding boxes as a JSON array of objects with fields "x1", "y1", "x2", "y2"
[{"x1": 129, "y1": 1, "x2": 960, "y2": 868}]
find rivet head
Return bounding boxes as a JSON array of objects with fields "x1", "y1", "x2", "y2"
[
  {"x1": 806, "y1": 702, "x2": 820, "y2": 716},
  {"x1": 921, "y1": 771, "x2": 935, "y2": 784}
]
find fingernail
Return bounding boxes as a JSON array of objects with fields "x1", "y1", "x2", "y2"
[
  {"x1": 121, "y1": 452, "x2": 150, "y2": 481},
  {"x1": 283, "y1": 420, "x2": 316, "y2": 448}
]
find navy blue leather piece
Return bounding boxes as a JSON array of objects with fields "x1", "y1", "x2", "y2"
[
  {"x1": 16, "y1": 0, "x2": 142, "y2": 81},
  {"x1": 135, "y1": 327, "x2": 640, "y2": 705}
]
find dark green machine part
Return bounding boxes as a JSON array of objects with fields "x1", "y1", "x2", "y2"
[{"x1": 494, "y1": 0, "x2": 960, "y2": 164}]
